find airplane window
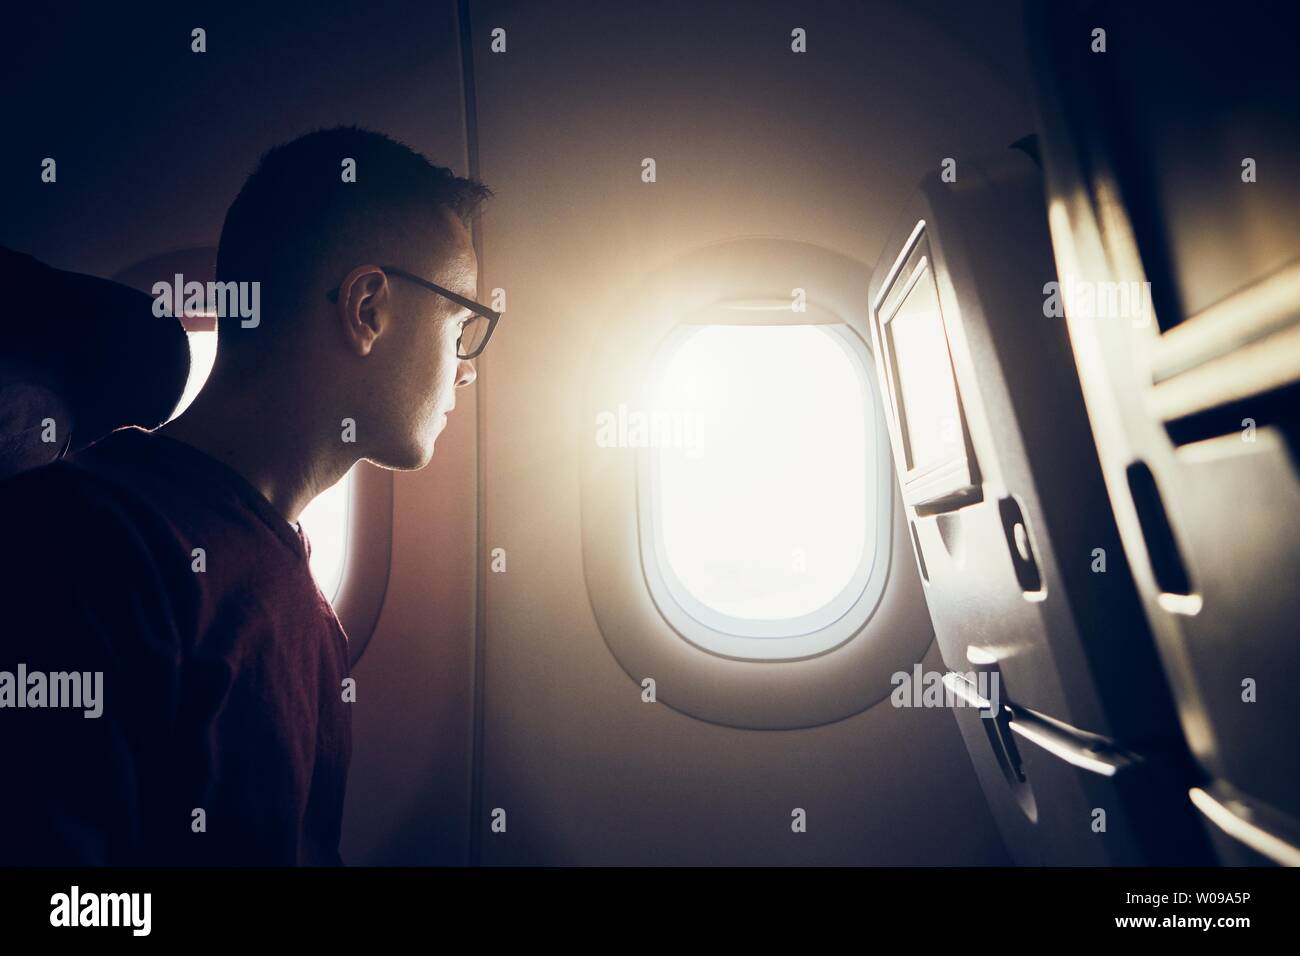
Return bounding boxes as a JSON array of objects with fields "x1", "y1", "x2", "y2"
[
  {"x1": 172, "y1": 330, "x2": 352, "y2": 600},
  {"x1": 172, "y1": 328, "x2": 219, "y2": 419},
  {"x1": 640, "y1": 321, "x2": 881, "y2": 654},
  {"x1": 298, "y1": 468, "x2": 352, "y2": 601}
]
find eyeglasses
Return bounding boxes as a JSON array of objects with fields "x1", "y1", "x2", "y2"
[{"x1": 326, "y1": 265, "x2": 501, "y2": 359}]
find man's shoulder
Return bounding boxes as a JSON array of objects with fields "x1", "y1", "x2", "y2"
[
  {"x1": 0, "y1": 430, "x2": 130, "y2": 500},
  {"x1": 0, "y1": 455, "x2": 112, "y2": 513},
  {"x1": 0, "y1": 430, "x2": 203, "y2": 637},
  {"x1": 0, "y1": 430, "x2": 178, "y2": 542}
]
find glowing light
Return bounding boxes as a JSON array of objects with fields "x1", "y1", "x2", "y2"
[
  {"x1": 299, "y1": 470, "x2": 351, "y2": 600},
  {"x1": 887, "y1": 266, "x2": 962, "y2": 472},
  {"x1": 652, "y1": 325, "x2": 870, "y2": 621},
  {"x1": 172, "y1": 330, "x2": 218, "y2": 419}
]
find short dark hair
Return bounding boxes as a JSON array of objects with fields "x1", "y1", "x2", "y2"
[{"x1": 215, "y1": 126, "x2": 491, "y2": 357}]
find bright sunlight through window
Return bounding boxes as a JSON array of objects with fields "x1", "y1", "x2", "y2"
[
  {"x1": 648, "y1": 324, "x2": 873, "y2": 629},
  {"x1": 298, "y1": 470, "x2": 351, "y2": 600},
  {"x1": 171, "y1": 330, "x2": 352, "y2": 600},
  {"x1": 173, "y1": 329, "x2": 218, "y2": 420}
]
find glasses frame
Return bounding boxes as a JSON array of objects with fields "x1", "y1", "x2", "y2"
[{"x1": 326, "y1": 264, "x2": 501, "y2": 359}]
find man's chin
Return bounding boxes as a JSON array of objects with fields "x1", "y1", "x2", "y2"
[{"x1": 367, "y1": 435, "x2": 438, "y2": 472}]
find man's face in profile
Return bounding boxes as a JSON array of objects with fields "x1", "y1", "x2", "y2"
[{"x1": 387, "y1": 209, "x2": 480, "y2": 469}]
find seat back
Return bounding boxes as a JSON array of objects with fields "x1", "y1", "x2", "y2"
[
  {"x1": 868, "y1": 145, "x2": 1209, "y2": 864},
  {"x1": 1028, "y1": 0, "x2": 1300, "y2": 864}
]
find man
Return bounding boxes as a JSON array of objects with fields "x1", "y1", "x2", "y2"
[{"x1": 0, "y1": 127, "x2": 495, "y2": 865}]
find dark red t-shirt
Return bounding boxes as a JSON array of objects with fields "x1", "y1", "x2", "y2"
[{"x1": 0, "y1": 426, "x2": 351, "y2": 865}]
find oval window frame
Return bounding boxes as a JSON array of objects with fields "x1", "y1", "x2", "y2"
[{"x1": 580, "y1": 238, "x2": 935, "y2": 729}]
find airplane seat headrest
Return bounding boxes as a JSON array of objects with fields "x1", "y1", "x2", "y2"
[
  {"x1": 0, "y1": 245, "x2": 191, "y2": 465},
  {"x1": 0, "y1": 381, "x2": 73, "y2": 481}
]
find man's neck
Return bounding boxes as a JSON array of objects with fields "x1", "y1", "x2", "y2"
[{"x1": 155, "y1": 374, "x2": 355, "y2": 525}]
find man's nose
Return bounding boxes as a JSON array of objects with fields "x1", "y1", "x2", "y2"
[{"x1": 455, "y1": 359, "x2": 477, "y2": 388}]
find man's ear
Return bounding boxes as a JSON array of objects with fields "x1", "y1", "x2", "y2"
[{"x1": 335, "y1": 264, "x2": 390, "y2": 356}]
